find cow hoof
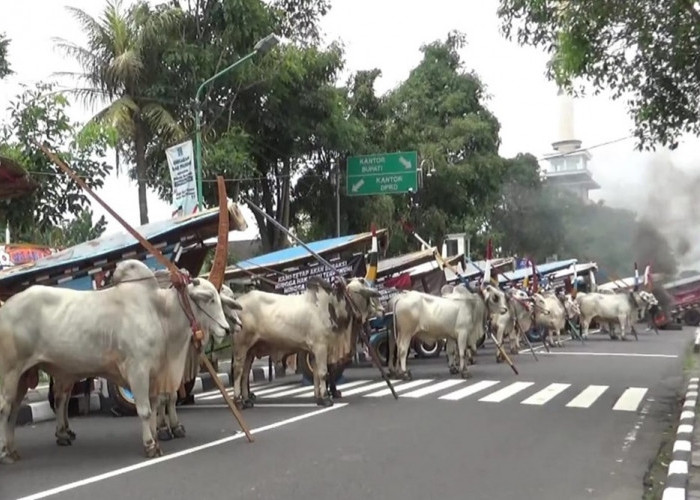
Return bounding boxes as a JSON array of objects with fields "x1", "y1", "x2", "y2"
[
  {"x1": 67, "y1": 429, "x2": 77, "y2": 441},
  {"x1": 0, "y1": 451, "x2": 17, "y2": 464},
  {"x1": 621, "y1": 336, "x2": 628, "y2": 341},
  {"x1": 157, "y1": 427, "x2": 173, "y2": 441},
  {"x1": 510, "y1": 348, "x2": 519, "y2": 355},
  {"x1": 461, "y1": 370, "x2": 472, "y2": 380},
  {"x1": 495, "y1": 356, "x2": 503, "y2": 364},
  {"x1": 56, "y1": 435, "x2": 72, "y2": 447},
  {"x1": 145, "y1": 441, "x2": 163, "y2": 459},
  {"x1": 172, "y1": 424, "x2": 186, "y2": 439},
  {"x1": 331, "y1": 389, "x2": 342, "y2": 399},
  {"x1": 468, "y1": 358, "x2": 476, "y2": 365},
  {"x1": 242, "y1": 398, "x2": 255, "y2": 409},
  {"x1": 448, "y1": 366, "x2": 459, "y2": 375},
  {"x1": 249, "y1": 392, "x2": 257, "y2": 401},
  {"x1": 316, "y1": 397, "x2": 334, "y2": 408}
]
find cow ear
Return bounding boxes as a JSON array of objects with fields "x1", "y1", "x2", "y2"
[
  {"x1": 359, "y1": 287, "x2": 381, "y2": 299},
  {"x1": 221, "y1": 294, "x2": 243, "y2": 311},
  {"x1": 192, "y1": 278, "x2": 201, "y2": 286}
]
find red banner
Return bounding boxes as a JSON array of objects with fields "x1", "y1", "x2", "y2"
[{"x1": 0, "y1": 244, "x2": 56, "y2": 269}]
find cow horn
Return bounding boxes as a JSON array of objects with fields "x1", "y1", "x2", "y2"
[{"x1": 208, "y1": 176, "x2": 229, "y2": 292}]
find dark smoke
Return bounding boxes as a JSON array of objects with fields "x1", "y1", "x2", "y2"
[
  {"x1": 635, "y1": 153, "x2": 700, "y2": 270},
  {"x1": 633, "y1": 218, "x2": 677, "y2": 276}
]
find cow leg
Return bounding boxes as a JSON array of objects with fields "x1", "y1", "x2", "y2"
[
  {"x1": 618, "y1": 315, "x2": 629, "y2": 341},
  {"x1": 387, "y1": 322, "x2": 399, "y2": 378},
  {"x1": 167, "y1": 391, "x2": 186, "y2": 439},
  {"x1": 232, "y1": 347, "x2": 252, "y2": 408},
  {"x1": 0, "y1": 369, "x2": 21, "y2": 464},
  {"x1": 128, "y1": 375, "x2": 161, "y2": 458},
  {"x1": 311, "y1": 345, "x2": 332, "y2": 407},
  {"x1": 457, "y1": 334, "x2": 471, "y2": 379},
  {"x1": 580, "y1": 317, "x2": 592, "y2": 339},
  {"x1": 241, "y1": 353, "x2": 256, "y2": 405},
  {"x1": 53, "y1": 377, "x2": 75, "y2": 446},
  {"x1": 446, "y1": 338, "x2": 459, "y2": 374},
  {"x1": 396, "y1": 334, "x2": 412, "y2": 381},
  {"x1": 156, "y1": 393, "x2": 174, "y2": 441},
  {"x1": 2, "y1": 369, "x2": 31, "y2": 463}
]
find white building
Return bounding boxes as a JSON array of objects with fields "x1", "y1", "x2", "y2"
[{"x1": 541, "y1": 90, "x2": 600, "y2": 203}]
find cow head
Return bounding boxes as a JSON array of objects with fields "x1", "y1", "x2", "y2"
[
  {"x1": 481, "y1": 284, "x2": 508, "y2": 315},
  {"x1": 565, "y1": 296, "x2": 581, "y2": 318},
  {"x1": 186, "y1": 278, "x2": 230, "y2": 345},
  {"x1": 220, "y1": 284, "x2": 243, "y2": 329},
  {"x1": 345, "y1": 277, "x2": 384, "y2": 321},
  {"x1": 531, "y1": 293, "x2": 552, "y2": 316}
]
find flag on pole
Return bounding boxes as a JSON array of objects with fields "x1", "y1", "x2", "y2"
[
  {"x1": 633, "y1": 262, "x2": 639, "y2": 291},
  {"x1": 483, "y1": 238, "x2": 493, "y2": 285},
  {"x1": 365, "y1": 223, "x2": 378, "y2": 285}
]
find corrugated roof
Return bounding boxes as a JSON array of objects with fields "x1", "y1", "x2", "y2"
[
  {"x1": 497, "y1": 258, "x2": 578, "y2": 283},
  {"x1": 0, "y1": 207, "x2": 223, "y2": 286},
  {"x1": 220, "y1": 229, "x2": 387, "y2": 279},
  {"x1": 377, "y1": 248, "x2": 439, "y2": 277}
]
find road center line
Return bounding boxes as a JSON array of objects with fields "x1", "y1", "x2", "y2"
[
  {"x1": 542, "y1": 352, "x2": 678, "y2": 358},
  {"x1": 17, "y1": 403, "x2": 348, "y2": 500}
]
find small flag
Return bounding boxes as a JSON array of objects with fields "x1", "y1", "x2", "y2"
[
  {"x1": 634, "y1": 262, "x2": 639, "y2": 291},
  {"x1": 644, "y1": 263, "x2": 652, "y2": 289}
]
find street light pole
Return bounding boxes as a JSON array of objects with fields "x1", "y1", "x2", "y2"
[
  {"x1": 194, "y1": 33, "x2": 279, "y2": 210},
  {"x1": 334, "y1": 159, "x2": 340, "y2": 237}
]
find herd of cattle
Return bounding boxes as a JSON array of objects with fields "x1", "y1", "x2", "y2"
[{"x1": 0, "y1": 259, "x2": 661, "y2": 462}]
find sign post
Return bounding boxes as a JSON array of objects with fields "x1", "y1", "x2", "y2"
[
  {"x1": 346, "y1": 151, "x2": 418, "y2": 196},
  {"x1": 165, "y1": 140, "x2": 199, "y2": 218}
]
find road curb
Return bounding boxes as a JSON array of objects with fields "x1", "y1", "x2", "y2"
[{"x1": 662, "y1": 376, "x2": 699, "y2": 500}]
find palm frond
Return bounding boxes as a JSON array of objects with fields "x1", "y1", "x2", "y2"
[
  {"x1": 106, "y1": 49, "x2": 143, "y2": 89},
  {"x1": 141, "y1": 103, "x2": 185, "y2": 142},
  {"x1": 59, "y1": 87, "x2": 111, "y2": 111},
  {"x1": 92, "y1": 97, "x2": 139, "y2": 138}
]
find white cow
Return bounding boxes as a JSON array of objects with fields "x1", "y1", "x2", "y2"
[
  {"x1": 532, "y1": 291, "x2": 569, "y2": 347},
  {"x1": 443, "y1": 284, "x2": 489, "y2": 373},
  {"x1": 576, "y1": 290, "x2": 658, "y2": 340},
  {"x1": 390, "y1": 284, "x2": 495, "y2": 380},
  {"x1": 0, "y1": 259, "x2": 231, "y2": 463},
  {"x1": 480, "y1": 286, "x2": 536, "y2": 360},
  {"x1": 155, "y1": 283, "x2": 243, "y2": 441},
  {"x1": 231, "y1": 277, "x2": 383, "y2": 407}
]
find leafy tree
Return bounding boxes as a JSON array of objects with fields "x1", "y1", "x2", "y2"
[
  {"x1": 55, "y1": 0, "x2": 184, "y2": 225},
  {"x1": 0, "y1": 33, "x2": 11, "y2": 80},
  {"x1": 0, "y1": 82, "x2": 112, "y2": 243},
  {"x1": 141, "y1": 0, "x2": 358, "y2": 251},
  {"x1": 22, "y1": 209, "x2": 108, "y2": 248},
  {"x1": 497, "y1": 0, "x2": 700, "y2": 150}
]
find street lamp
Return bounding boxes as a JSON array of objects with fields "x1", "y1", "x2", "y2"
[{"x1": 194, "y1": 33, "x2": 280, "y2": 209}]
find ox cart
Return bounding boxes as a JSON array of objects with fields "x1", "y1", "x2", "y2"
[{"x1": 0, "y1": 207, "x2": 244, "y2": 417}]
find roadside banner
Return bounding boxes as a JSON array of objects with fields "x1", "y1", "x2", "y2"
[{"x1": 165, "y1": 140, "x2": 199, "y2": 218}]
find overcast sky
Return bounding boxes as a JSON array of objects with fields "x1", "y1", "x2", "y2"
[{"x1": 2, "y1": 1, "x2": 700, "y2": 266}]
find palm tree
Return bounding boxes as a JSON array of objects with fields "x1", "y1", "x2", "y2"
[{"x1": 54, "y1": 0, "x2": 183, "y2": 224}]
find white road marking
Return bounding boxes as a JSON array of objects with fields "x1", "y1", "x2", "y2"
[
  {"x1": 401, "y1": 379, "x2": 464, "y2": 398},
  {"x1": 565, "y1": 385, "x2": 609, "y2": 408},
  {"x1": 479, "y1": 382, "x2": 535, "y2": 402},
  {"x1": 364, "y1": 379, "x2": 433, "y2": 397},
  {"x1": 292, "y1": 380, "x2": 371, "y2": 398},
  {"x1": 542, "y1": 352, "x2": 678, "y2": 358},
  {"x1": 198, "y1": 382, "x2": 299, "y2": 401},
  {"x1": 17, "y1": 404, "x2": 348, "y2": 500},
  {"x1": 342, "y1": 381, "x2": 396, "y2": 397},
  {"x1": 439, "y1": 380, "x2": 500, "y2": 401},
  {"x1": 247, "y1": 383, "x2": 302, "y2": 397},
  {"x1": 184, "y1": 403, "x2": 320, "y2": 409},
  {"x1": 195, "y1": 381, "x2": 268, "y2": 399},
  {"x1": 520, "y1": 383, "x2": 571, "y2": 406},
  {"x1": 613, "y1": 387, "x2": 648, "y2": 411}
]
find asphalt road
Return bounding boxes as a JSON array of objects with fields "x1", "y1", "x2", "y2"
[{"x1": 1, "y1": 326, "x2": 691, "y2": 500}]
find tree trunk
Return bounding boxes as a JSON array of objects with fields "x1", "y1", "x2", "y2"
[{"x1": 134, "y1": 124, "x2": 149, "y2": 225}]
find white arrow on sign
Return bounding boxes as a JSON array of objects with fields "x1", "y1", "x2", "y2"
[
  {"x1": 399, "y1": 156, "x2": 413, "y2": 169},
  {"x1": 351, "y1": 179, "x2": 365, "y2": 192}
]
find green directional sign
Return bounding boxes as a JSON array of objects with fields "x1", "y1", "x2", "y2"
[{"x1": 346, "y1": 151, "x2": 418, "y2": 196}]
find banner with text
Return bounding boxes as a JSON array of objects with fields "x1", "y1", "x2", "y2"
[
  {"x1": 165, "y1": 140, "x2": 198, "y2": 218},
  {"x1": 258, "y1": 254, "x2": 366, "y2": 295}
]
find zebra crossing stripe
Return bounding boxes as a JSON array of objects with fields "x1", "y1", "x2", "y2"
[
  {"x1": 565, "y1": 385, "x2": 608, "y2": 408},
  {"x1": 612, "y1": 387, "x2": 648, "y2": 411},
  {"x1": 439, "y1": 380, "x2": 500, "y2": 401},
  {"x1": 247, "y1": 383, "x2": 301, "y2": 397},
  {"x1": 196, "y1": 381, "x2": 269, "y2": 401},
  {"x1": 365, "y1": 379, "x2": 434, "y2": 397},
  {"x1": 292, "y1": 380, "x2": 371, "y2": 398},
  {"x1": 341, "y1": 381, "x2": 390, "y2": 397},
  {"x1": 401, "y1": 379, "x2": 464, "y2": 398},
  {"x1": 479, "y1": 382, "x2": 535, "y2": 402},
  {"x1": 521, "y1": 383, "x2": 571, "y2": 406}
]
